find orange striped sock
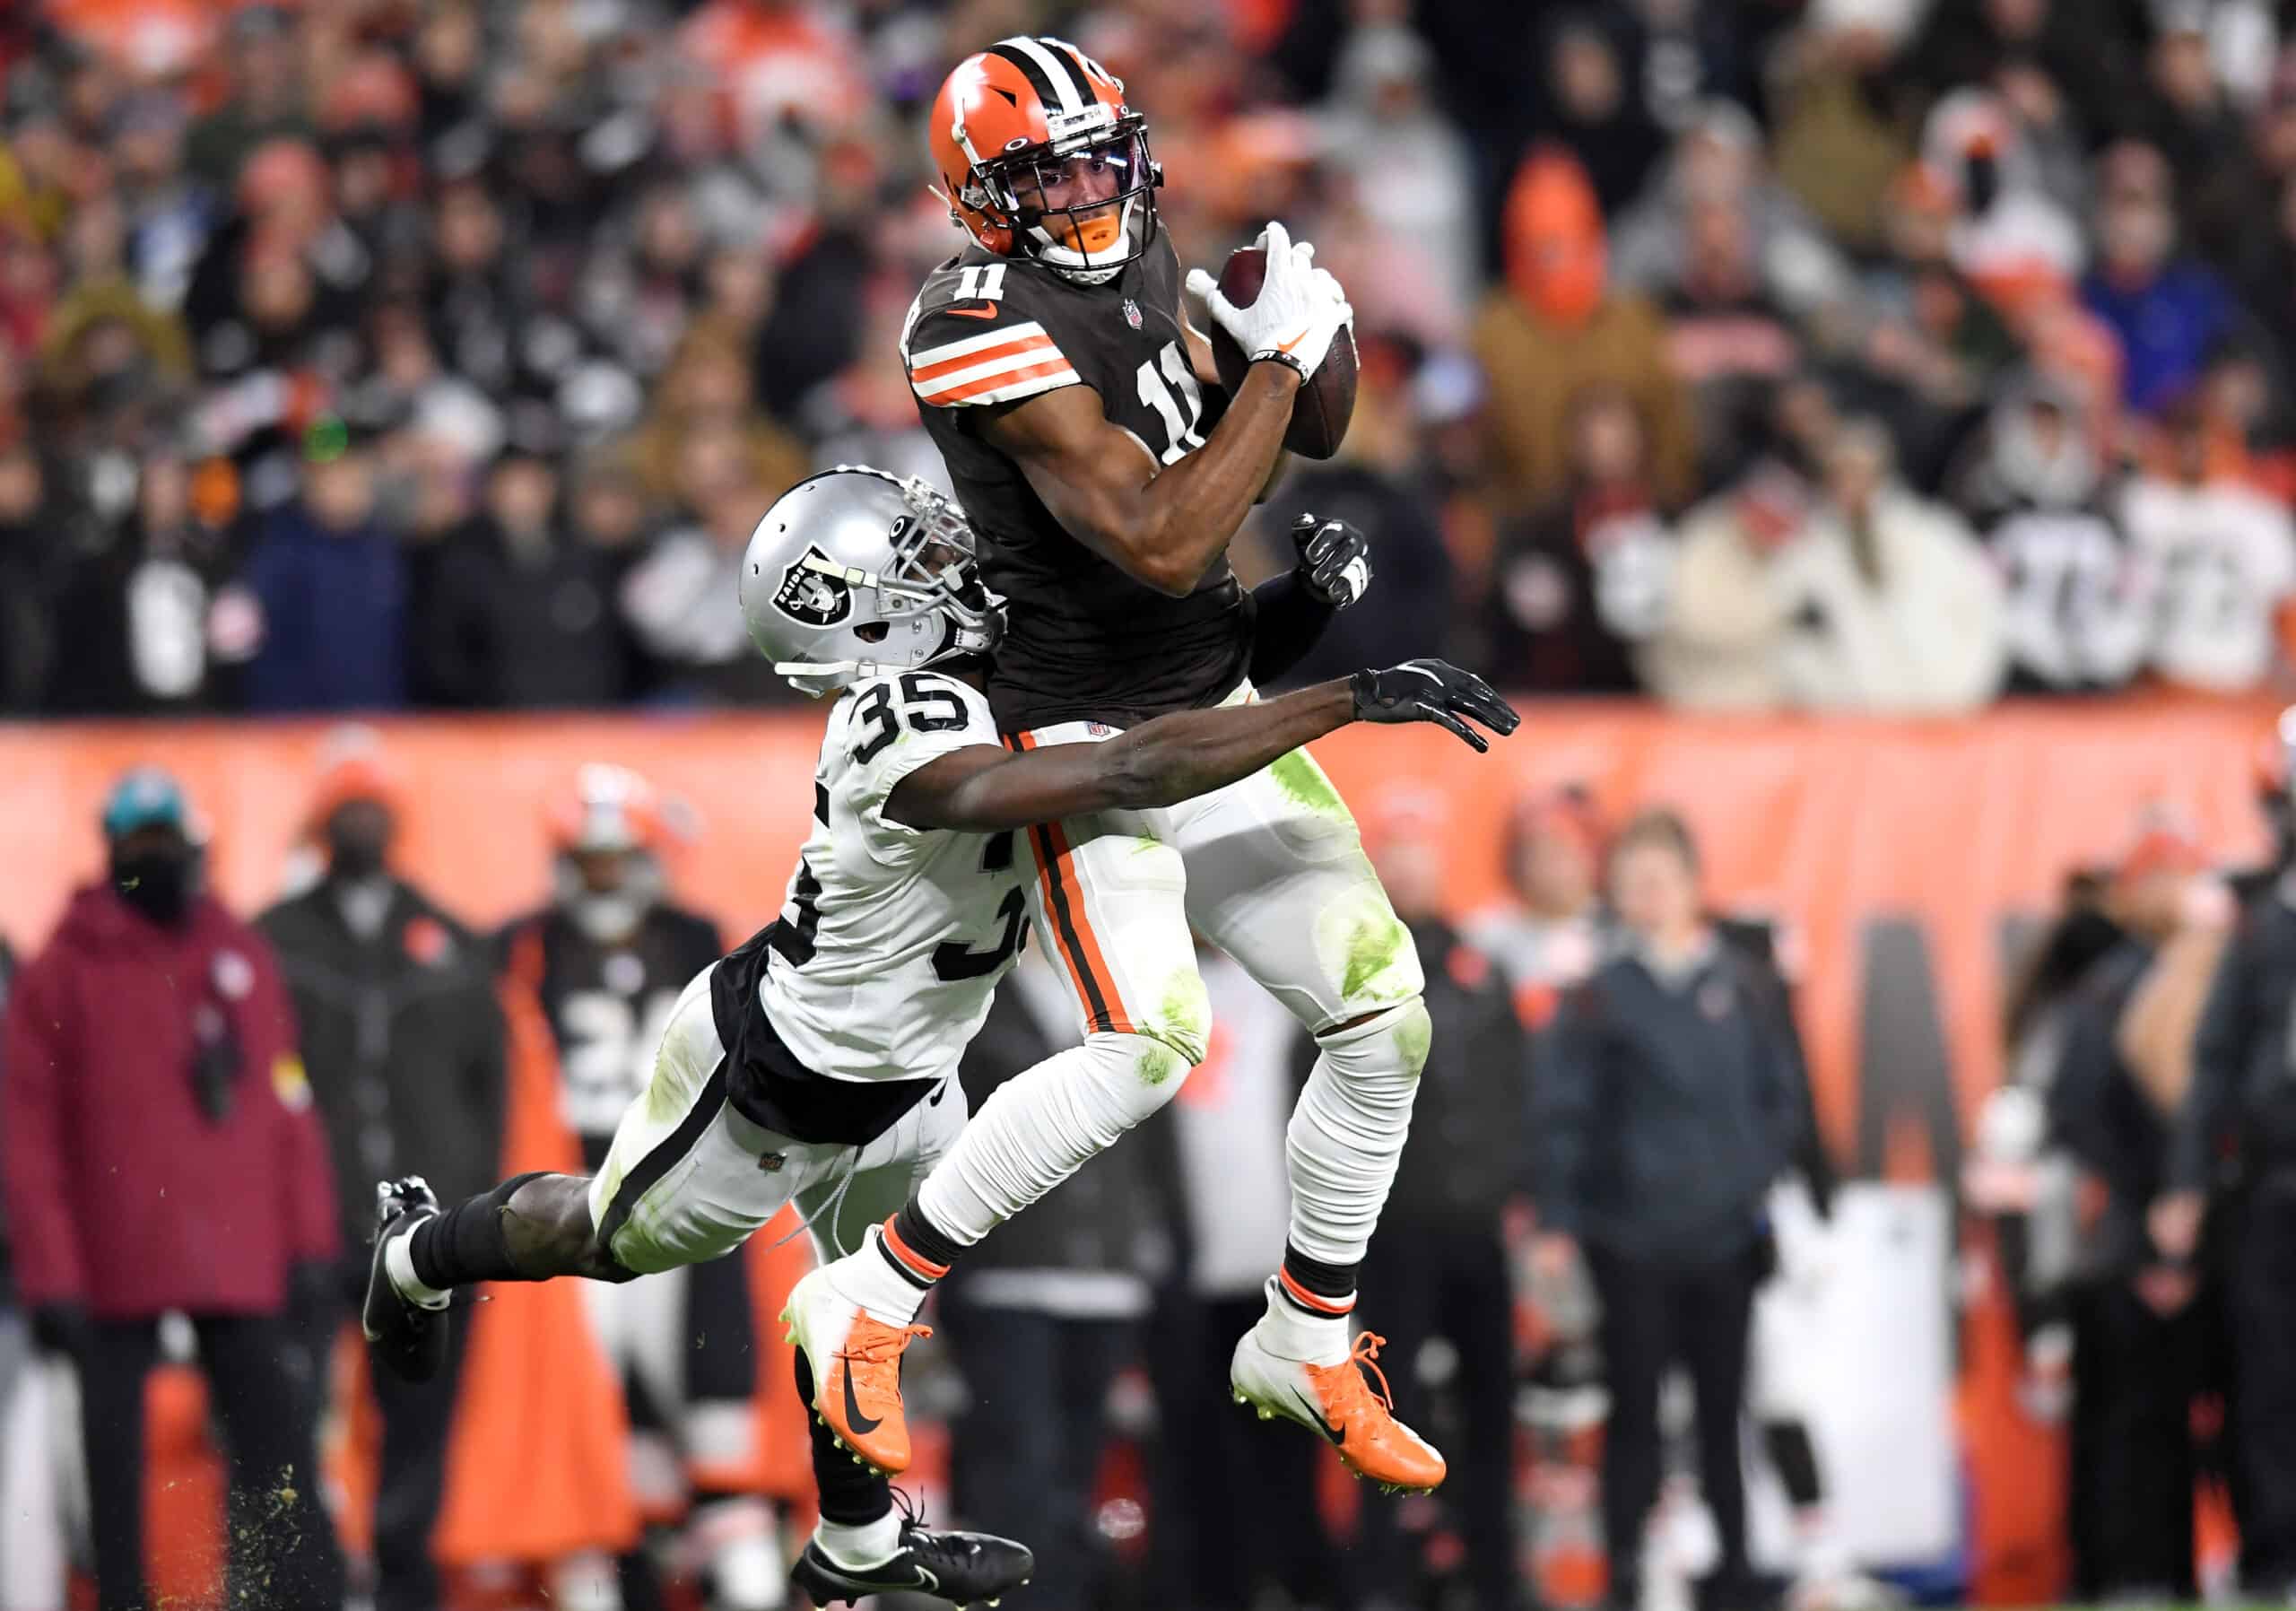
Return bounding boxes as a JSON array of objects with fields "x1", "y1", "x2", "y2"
[
  {"x1": 1278, "y1": 1247, "x2": 1357, "y2": 1317},
  {"x1": 878, "y1": 1208, "x2": 955, "y2": 1291}
]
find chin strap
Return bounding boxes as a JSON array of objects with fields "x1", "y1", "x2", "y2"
[{"x1": 774, "y1": 658, "x2": 873, "y2": 698}]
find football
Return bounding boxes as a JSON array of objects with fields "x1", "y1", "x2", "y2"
[{"x1": 1205, "y1": 245, "x2": 1357, "y2": 460}]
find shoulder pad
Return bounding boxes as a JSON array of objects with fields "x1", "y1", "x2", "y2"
[{"x1": 903, "y1": 258, "x2": 1080, "y2": 410}]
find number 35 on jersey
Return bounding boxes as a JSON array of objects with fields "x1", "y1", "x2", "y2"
[{"x1": 754, "y1": 670, "x2": 1033, "y2": 1087}]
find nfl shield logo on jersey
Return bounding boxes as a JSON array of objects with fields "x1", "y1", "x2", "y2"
[
  {"x1": 1123, "y1": 298, "x2": 1143, "y2": 330},
  {"x1": 773, "y1": 545, "x2": 853, "y2": 628}
]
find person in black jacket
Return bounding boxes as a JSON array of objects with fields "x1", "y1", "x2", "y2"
[
  {"x1": 1531, "y1": 807, "x2": 1805, "y2": 1611},
  {"x1": 1346, "y1": 788, "x2": 1534, "y2": 1611},
  {"x1": 40, "y1": 440, "x2": 252, "y2": 716},
  {"x1": 1483, "y1": 385, "x2": 1668, "y2": 696},
  {"x1": 416, "y1": 437, "x2": 635, "y2": 710},
  {"x1": 0, "y1": 440, "x2": 61, "y2": 715},
  {"x1": 2051, "y1": 825, "x2": 2234, "y2": 1601},
  {"x1": 255, "y1": 734, "x2": 507, "y2": 1611},
  {"x1": 2161, "y1": 808, "x2": 2296, "y2": 1599}
]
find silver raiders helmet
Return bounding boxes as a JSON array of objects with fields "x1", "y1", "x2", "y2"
[{"x1": 738, "y1": 466, "x2": 1000, "y2": 697}]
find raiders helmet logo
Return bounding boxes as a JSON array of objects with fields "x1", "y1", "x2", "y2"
[{"x1": 773, "y1": 545, "x2": 853, "y2": 628}]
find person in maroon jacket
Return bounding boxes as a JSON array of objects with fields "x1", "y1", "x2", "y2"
[{"x1": 3, "y1": 768, "x2": 344, "y2": 1611}]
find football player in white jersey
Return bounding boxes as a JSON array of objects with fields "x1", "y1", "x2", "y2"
[{"x1": 360, "y1": 466, "x2": 1517, "y2": 1608}]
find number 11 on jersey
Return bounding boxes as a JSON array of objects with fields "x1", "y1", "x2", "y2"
[{"x1": 1135, "y1": 340, "x2": 1205, "y2": 464}]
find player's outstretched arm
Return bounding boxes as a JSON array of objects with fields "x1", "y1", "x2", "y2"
[{"x1": 885, "y1": 660, "x2": 1519, "y2": 833}]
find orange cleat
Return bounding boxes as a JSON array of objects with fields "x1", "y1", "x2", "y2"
[
  {"x1": 780, "y1": 1265, "x2": 931, "y2": 1477},
  {"x1": 1230, "y1": 1324, "x2": 1448, "y2": 1494}
]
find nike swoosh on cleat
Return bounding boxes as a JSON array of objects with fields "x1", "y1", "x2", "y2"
[
  {"x1": 1289, "y1": 1389, "x2": 1346, "y2": 1448},
  {"x1": 822, "y1": 1559, "x2": 936, "y2": 1593},
  {"x1": 841, "y1": 1360, "x2": 883, "y2": 1434},
  {"x1": 946, "y1": 301, "x2": 1001, "y2": 319}
]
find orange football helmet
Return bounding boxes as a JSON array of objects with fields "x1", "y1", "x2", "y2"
[{"x1": 928, "y1": 35, "x2": 1161, "y2": 278}]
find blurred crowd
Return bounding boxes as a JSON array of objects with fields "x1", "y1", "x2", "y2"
[{"x1": 12, "y1": 0, "x2": 2296, "y2": 717}]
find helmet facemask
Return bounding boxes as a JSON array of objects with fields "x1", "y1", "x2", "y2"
[{"x1": 966, "y1": 119, "x2": 1161, "y2": 283}]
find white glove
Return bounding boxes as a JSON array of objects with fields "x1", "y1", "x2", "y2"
[{"x1": 1185, "y1": 220, "x2": 1353, "y2": 381}]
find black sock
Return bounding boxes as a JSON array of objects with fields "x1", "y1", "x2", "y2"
[
  {"x1": 1278, "y1": 1242, "x2": 1358, "y2": 1317},
  {"x1": 794, "y1": 1351, "x2": 893, "y2": 1527},
  {"x1": 1763, "y1": 1418, "x2": 1823, "y2": 1508},
  {"x1": 409, "y1": 1172, "x2": 549, "y2": 1290},
  {"x1": 879, "y1": 1197, "x2": 961, "y2": 1293}
]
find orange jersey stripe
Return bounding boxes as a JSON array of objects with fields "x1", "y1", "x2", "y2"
[
  {"x1": 928, "y1": 355, "x2": 1076, "y2": 405},
  {"x1": 909, "y1": 333, "x2": 1053, "y2": 385},
  {"x1": 1000, "y1": 732, "x2": 1102, "y2": 1021},
  {"x1": 1013, "y1": 731, "x2": 1135, "y2": 1034},
  {"x1": 1036, "y1": 812, "x2": 1135, "y2": 1033}
]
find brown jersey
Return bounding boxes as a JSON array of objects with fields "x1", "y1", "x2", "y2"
[{"x1": 903, "y1": 233, "x2": 1249, "y2": 731}]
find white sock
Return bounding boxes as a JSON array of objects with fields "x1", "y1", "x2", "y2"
[
  {"x1": 917, "y1": 1032, "x2": 1186, "y2": 1244},
  {"x1": 1253, "y1": 1277, "x2": 1351, "y2": 1365},
  {"x1": 830, "y1": 1224, "x2": 934, "y2": 1328},
  {"x1": 1283, "y1": 999, "x2": 1430, "y2": 1267},
  {"x1": 385, "y1": 1224, "x2": 450, "y2": 1311},
  {"x1": 814, "y1": 1510, "x2": 902, "y2": 1570}
]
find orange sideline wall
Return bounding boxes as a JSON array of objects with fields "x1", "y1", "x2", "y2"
[{"x1": 1, "y1": 696, "x2": 2277, "y2": 1151}]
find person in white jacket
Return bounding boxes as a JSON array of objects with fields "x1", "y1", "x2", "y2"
[
  {"x1": 1772, "y1": 419, "x2": 2008, "y2": 713},
  {"x1": 1638, "y1": 459, "x2": 1813, "y2": 711},
  {"x1": 1645, "y1": 422, "x2": 2007, "y2": 714}
]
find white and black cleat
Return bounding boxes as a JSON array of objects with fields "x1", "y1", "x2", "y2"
[
  {"x1": 787, "y1": 1495, "x2": 1031, "y2": 1609},
  {"x1": 362, "y1": 1175, "x2": 448, "y2": 1384}
]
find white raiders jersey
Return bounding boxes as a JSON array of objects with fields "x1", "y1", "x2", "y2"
[
  {"x1": 1980, "y1": 503, "x2": 2154, "y2": 692},
  {"x1": 753, "y1": 667, "x2": 1030, "y2": 1090},
  {"x1": 2123, "y1": 475, "x2": 2296, "y2": 692}
]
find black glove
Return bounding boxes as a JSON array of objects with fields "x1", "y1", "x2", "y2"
[
  {"x1": 1350, "y1": 658, "x2": 1521, "y2": 753},
  {"x1": 29, "y1": 1302, "x2": 91, "y2": 1362},
  {"x1": 1292, "y1": 512, "x2": 1371, "y2": 609}
]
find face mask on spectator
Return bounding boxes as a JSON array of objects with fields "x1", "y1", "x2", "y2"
[
  {"x1": 326, "y1": 820, "x2": 390, "y2": 881},
  {"x1": 111, "y1": 843, "x2": 197, "y2": 926}
]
